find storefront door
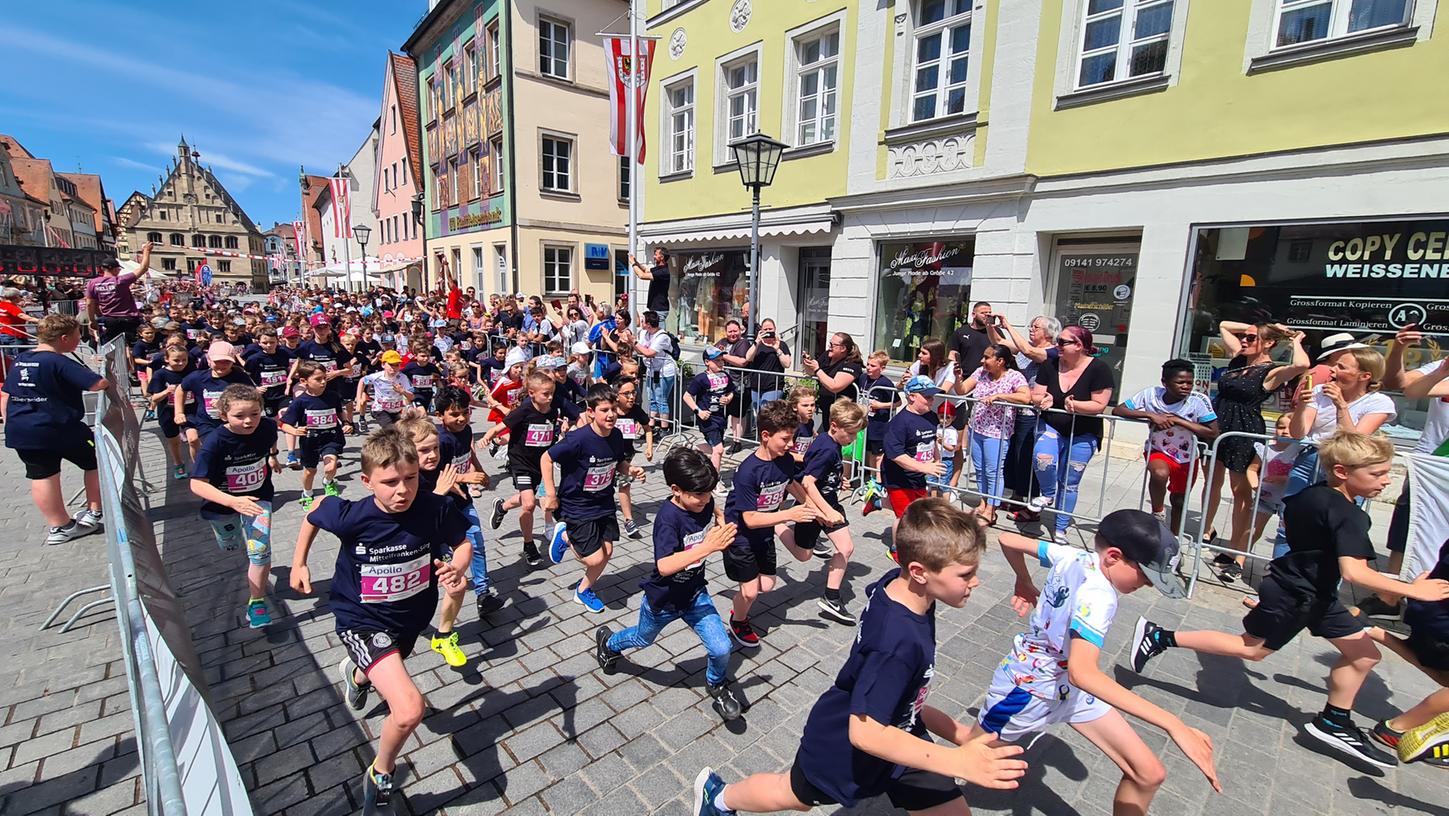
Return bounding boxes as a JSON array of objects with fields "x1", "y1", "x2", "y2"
[
  {"x1": 1050, "y1": 240, "x2": 1140, "y2": 389},
  {"x1": 797, "y1": 248, "x2": 832, "y2": 358}
]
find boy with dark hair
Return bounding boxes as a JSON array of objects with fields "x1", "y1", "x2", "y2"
[
  {"x1": 612, "y1": 374, "x2": 654, "y2": 539},
  {"x1": 693, "y1": 498, "x2": 1027, "y2": 816},
  {"x1": 882, "y1": 376, "x2": 947, "y2": 559},
  {"x1": 593, "y1": 447, "x2": 745, "y2": 721},
  {"x1": 483, "y1": 370, "x2": 580, "y2": 568},
  {"x1": 1113, "y1": 358, "x2": 1218, "y2": 533},
  {"x1": 977, "y1": 510, "x2": 1220, "y2": 813},
  {"x1": 1131, "y1": 431, "x2": 1449, "y2": 768},
  {"x1": 290, "y1": 428, "x2": 472, "y2": 814},
  {"x1": 542, "y1": 383, "x2": 645, "y2": 613}
]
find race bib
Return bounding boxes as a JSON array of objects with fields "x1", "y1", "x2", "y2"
[
  {"x1": 260, "y1": 370, "x2": 287, "y2": 387},
  {"x1": 914, "y1": 441, "x2": 936, "y2": 462},
  {"x1": 506, "y1": 389, "x2": 521, "y2": 407},
  {"x1": 617, "y1": 418, "x2": 640, "y2": 440},
  {"x1": 359, "y1": 554, "x2": 431, "y2": 604},
  {"x1": 350, "y1": 362, "x2": 363, "y2": 377},
  {"x1": 316, "y1": 359, "x2": 337, "y2": 372},
  {"x1": 452, "y1": 451, "x2": 471, "y2": 473},
  {"x1": 376, "y1": 398, "x2": 404, "y2": 413},
  {"x1": 677, "y1": 528, "x2": 708, "y2": 577},
  {"x1": 583, "y1": 463, "x2": 616, "y2": 492},
  {"x1": 224, "y1": 459, "x2": 267, "y2": 492},
  {"x1": 305, "y1": 409, "x2": 338, "y2": 429},
  {"x1": 708, "y1": 373, "x2": 729, "y2": 391},
  {"x1": 756, "y1": 481, "x2": 787, "y2": 511},
  {"x1": 793, "y1": 436, "x2": 811, "y2": 455},
  {"x1": 202, "y1": 389, "x2": 224, "y2": 418},
  {"x1": 524, "y1": 423, "x2": 554, "y2": 447},
  {"x1": 413, "y1": 375, "x2": 434, "y2": 389}
]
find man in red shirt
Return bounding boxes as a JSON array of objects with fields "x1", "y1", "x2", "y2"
[
  {"x1": 0, "y1": 287, "x2": 40, "y2": 345},
  {"x1": 442, "y1": 257, "x2": 463, "y2": 326}
]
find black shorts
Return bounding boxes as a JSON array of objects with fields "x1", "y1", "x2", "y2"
[
  {"x1": 794, "y1": 500, "x2": 848, "y2": 551},
  {"x1": 371, "y1": 409, "x2": 402, "y2": 429},
  {"x1": 865, "y1": 436, "x2": 885, "y2": 454},
  {"x1": 700, "y1": 420, "x2": 725, "y2": 447},
  {"x1": 300, "y1": 435, "x2": 345, "y2": 468},
  {"x1": 262, "y1": 397, "x2": 287, "y2": 419},
  {"x1": 157, "y1": 414, "x2": 182, "y2": 440},
  {"x1": 723, "y1": 537, "x2": 777, "y2": 582},
  {"x1": 98, "y1": 316, "x2": 140, "y2": 345},
  {"x1": 788, "y1": 755, "x2": 960, "y2": 811},
  {"x1": 1405, "y1": 624, "x2": 1449, "y2": 672},
  {"x1": 1386, "y1": 483, "x2": 1410, "y2": 555},
  {"x1": 510, "y1": 465, "x2": 541, "y2": 491},
  {"x1": 15, "y1": 437, "x2": 97, "y2": 480},
  {"x1": 565, "y1": 515, "x2": 617, "y2": 558},
  {"x1": 338, "y1": 627, "x2": 421, "y2": 674},
  {"x1": 1242, "y1": 575, "x2": 1365, "y2": 651}
]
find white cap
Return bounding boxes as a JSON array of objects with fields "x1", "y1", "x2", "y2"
[
  {"x1": 570, "y1": 341, "x2": 591, "y2": 355},
  {"x1": 505, "y1": 347, "x2": 530, "y2": 369}
]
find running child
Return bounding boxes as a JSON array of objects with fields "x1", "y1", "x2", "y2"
[
  {"x1": 484, "y1": 370, "x2": 580, "y2": 568},
  {"x1": 340, "y1": 331, "x2": 367, "y2": 431},
  {"x1": 356, "y1": 350, "x2": 414, "y2": 429},
  {"x1": 403, "y1": 343, "x2": 441, "y2": 410},
  {"x1": 280, "y1": 361, "x2": 353, "y2": 508},
  {"x1": 243, "y1": 329, "x2": 294, "y2": 421},
  {"x1": 976, "y1": 509, "x2": 1220, "y2": 814},
  {"x1": 188, "y1": 384, "x2": 281, "y2": 629},
  {"x1": 860, "y1": 350, "x2": 897, "y2": 514},
  {"x1": 174, "y1": 340, "x2": 253, "y2": 460},
  {"x1": 1216, "y1": 414, "x2": 1300, "y2": 582},
  {"x1": 483, "y1": 347, "x2": 528, "y2": 456},
  {"x1": 794, "y1": 401, "x2": 867, "y2": 624},
  {"x1": 130, "y1": 323, "x2": 160, "y2": 399},
  {"x1": 148, "y1": 346, "x2": 196, "y2": 479},
  {"x1": 882, "y1": 376, "x2": 947, "y2": 558},
  {"x1": 613, "y1": 374, "x2": 653, "y2": 540},
  {"x1": 1113, "y1": 358, "x2": 1219, "y2": 533},
  {"x1": 1130, "y1": 431, "x2": 1449, "y2": 769},
  {"x1": 787, "y1": 385, "x2": 816, "y2": 464},
  {"x1": 593, "y1": 447, "x2": 746, "y2": 721},
  {"x1": 692, "y1": 498, "x2": 1027, "y2": 816},
  {"x1": 289, "y1": 428, "x2": 472, "y2": 814},
  {"x1": 542, "y1": 383, "x2": 645, "y2": 614},
  {"x1": 683, "y1": 347, "x2": 734, "y2": 471},
  {"x1": 434, "y1": 386, "x2": 498, "y2": 620}
]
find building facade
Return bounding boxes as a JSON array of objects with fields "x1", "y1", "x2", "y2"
[
  {"x1": 374, "y1": 52, "x2": 428, "y2": 292},
  {"x1": 262, "y1": 222, "x2": 301, "y2": 286},
  {"x1": 405, "y1": 0, "x2": 629, "y2": 302},
  {"x1": 0, "y1": 136, "x2": 44, "y2": 246},
  {"x1": 58, "y1": 173, "x2": 115, "y2": 251},
  {"x1": 307, "y1": 123, "x2": 381, "y2": 291}
]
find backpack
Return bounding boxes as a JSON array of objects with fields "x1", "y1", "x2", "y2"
[{"x1": 661, "y1": 331, "x2": 681, "y2": 361}]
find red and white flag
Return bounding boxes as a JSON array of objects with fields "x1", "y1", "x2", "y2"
[
  {"x1": 292, "y1": 220, "x2": 304, "y2": 264},
  {"x1": 603, "y1": 35, "x2": 655, "y2": 162},
  {"x1": 330, "y1": 175, "x2": 352, "y2": 239}
]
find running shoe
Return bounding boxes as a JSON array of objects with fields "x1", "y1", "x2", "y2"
[
  {"x1": 728, "y1": 615, "x2": 760, "y2": 648},
  {"x1": 489, "y1": 498, "x2": 506, "y2": 530},
  {"x1": 548, "y1": 522, "x2": 569, "y2": 565},
  {"x1": 1211, "y1": 552, "x2": 1234, "y2": 568},
  {"x1": 812, "y1": 541, "x2": 834, "y2": 560},
  {"x1": 44, "y1": 521, "x2": 86, "y2": 546},
  {"x1": 1370, "y1": 719, "x2": 1404, "y2": 751},
  {"x1": 884, "y1": 537, "x2": 900, "y2": 565},
  {"x1": 1397, "y1": 711, "x2": 1449, "y2": 764},
  {"x1": 362, "y1": 763, "x2": 394, "y2": 816},
  {"x1": 692, "y1": 767, "x2": 728, "y2": 816},
  {"x1": 245, "y1": 599, "x2": 272, "y2": 629},
  {"x1": 707, "y1": 680, "x2": 744, "y2": 722},
  {"x1": 594, "y1": 626, "x2": 620, "y2": 674},
  {"x1": 488, "y1": 440, "x2": 501, "y2": 458},
  {"x1": 574, "y1": 585, "x2": 605, "y2": 613},
  {"x1": 1129, "y1": 616, "x2": 1168, "y2": 674},
  {"x1": 1353, "y1": 596, "x2": 1404, "y2": 622},
  {"x1": 1218, "y1": 562, "x2": 1244, "y2": 584},
  {"x1": 142, "y1": 407, "x2": 155, "y2": 422},
  {"x1": 1305, "y1": 716, "x2": 1397, "y2": 768},
  {"x1": 298, "y1": 495, "x2": 314, "y2": 511},
  {"x1": 339, "y1": 658, "x2": 369, "y2": 711},
  {"x1": 523, "y1": 540, "x2": 545, "y2": 569},
  {"x1": 475, "y1": 587, "x2": 503, "y2": 617},
  {"x1": 1028, "y1": 495, "x2": 1052, "y2": 512},
  {"x1": 817, "y1": 597, "x2": 855, "y2": 625},
  {"x1": 286, "y1": 450, "x2": 301, "y2": 470},
  {"x1": 172, "y1": 464, "x2": 187, "y2": 480},
  {"x1": 324, "y1": 481, "x2": 341, "y2": 498},
  {"x1": 430, "y1": 631, "x2": 467, "y2": 667},
  {"x1": 623, "y1": 518, "x2": 642, "y2": 539},
  {"x1": 74, "y1": 508, "x2": 103, "y2": 533}
]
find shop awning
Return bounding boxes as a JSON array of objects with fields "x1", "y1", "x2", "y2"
[{"x1": 639, "y1": 203, "x2": 837, "y2": 245}]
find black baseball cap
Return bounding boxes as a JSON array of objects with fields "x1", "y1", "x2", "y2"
[
  {"x1": 1097, "y1": 509, "x2": 1186, "y2": 599},
  {"x1": 100, "y1": 257, "x2": 121, "y2": 269}
]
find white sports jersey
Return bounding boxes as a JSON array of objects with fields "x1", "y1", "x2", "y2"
[
  {"x1": 1122, "y1": 386, "x2": 1216, "y2": 464},
  {"x1": 997, "y1": 542, "x2": 1119, "y2": 702}
]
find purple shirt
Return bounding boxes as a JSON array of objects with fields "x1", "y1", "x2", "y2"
[{"x1": 86, "y1": 273, "x2": 140, "y2": 318}]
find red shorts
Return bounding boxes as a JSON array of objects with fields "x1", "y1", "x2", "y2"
[
  {"x1": 1147, "y1": 451, "x2": 1195, "y2": 494},
  {"x1": 887, "y1": 488, "x2": 928, "y2": 518}
]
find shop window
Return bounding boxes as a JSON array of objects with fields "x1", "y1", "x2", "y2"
[
  {"x1": 1076, "y1": 0, "x2": 1174, "y2": 88},
  {"x1": 1273, "y1": 0, "x2": 1410, "y2": 47},
  {"x1": 872, "y1": 239, "x2": 975, "y2": 364},
  {"x1": 668, "y1": 249, "x2": 750, "y2": 344},
  {"x1": 1051, "y1": 244, "x2": 1140, "y2": 388}
]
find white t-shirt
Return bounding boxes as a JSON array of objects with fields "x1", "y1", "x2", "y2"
[
  {"x1": 1305, "y1": 386, "x2": 1396, "y2": 443},
  {"x1": 998, "y1": 542, "x2": 1118, "y2": 701},
  {"x1": 1411, "y1": 361, "x2": 1449, "y2": 454},
  {"x1": 1122, "y1": 386, "x2": 1217, "y2": 464},
  {"x1": 643, "y1": 329, "x2": 677, "y2": 378}
]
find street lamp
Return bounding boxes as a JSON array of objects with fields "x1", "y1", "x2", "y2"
[
  {"x1": 728, "y1": 133, "x2": 787, "y2": 340},
  {"x1": 353, "y1": 224, "x2": 371, "y2": 294}
]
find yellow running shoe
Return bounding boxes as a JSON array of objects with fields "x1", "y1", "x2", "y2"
[
  {"x1": 429, "y1": 631, "x2": 467, "y2": 667},
  {"x1": 1397, "y1": 710, "x2": 1449, "y2": 765}
]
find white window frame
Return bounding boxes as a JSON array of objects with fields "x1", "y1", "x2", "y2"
[
  {"x1": 888, "y1": 2, "x2": 987, "y2": 127},
  {"x1": 909, "y1": 0, "x2": 972, "y2": 123},
  {"x1": 1244, "y1": 0, "x2": 1434, "y2": 67},
  {"x1": 714, "y1": 43, "x2": 763, "y2": 166},
  {"x1": 1052, "y1": 1, "x2": 1191, "y2": 105},
  {"x1": 542, "y1": 243, "x2": 574, "y2": 295},
  {"x1": 490, "y1": 136, "x2": 505, "y2": 194},
  {"x1": 473, "y1": 149, "x2": 486, "y2": 199},
  {"x1": 1074, "y1": 0, "x2": 1176, "y2": 89},
  {"x1": 1271, "y1": 0, "x2": 1413, "y2": 47},
  {"x1": 540, "y1": 133, "x2": 575, "y2": 193},
  {"x1": 659, "y1": 69, "x2": 696, "y2": 176},
  {"x1": 539, "y1": 14, "x2": 573, "y2": 80},
  {"x1": 488, "y1": 22, "x2": 502, "y2": 80},
  {"x1": 785, "y1": 12, "x2": 846, "y2": 148}
]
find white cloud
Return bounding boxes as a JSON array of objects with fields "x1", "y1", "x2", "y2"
[{"x1": 111, "y1": 156, "x2": 156, "y2": 172}]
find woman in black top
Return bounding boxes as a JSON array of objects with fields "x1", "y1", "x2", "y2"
[
  {"x1": 1028, "y1": 325, "x2": 1115, "y2": 540},
  {"x1": 802, "y1": 331, "x2": 863, "y2": 431}
]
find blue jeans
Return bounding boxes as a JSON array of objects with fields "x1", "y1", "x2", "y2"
[
  {"x1": 970, "y1": 431, "x2": 1007, "y2": 508},
  {"x1": 1271, "y1": 447, "x2": 1322, "y2": 559},
  {"x1": 648, "y1": 374, "x2": 676, "y2": 421},
  {"x1": 607, "y1": 589, "x2": 732, "y2": 685},
  {"x1": 460, "y1": 503, "x2": 490, "y2": 595},
  {"x1": 1033, "y1": 428, "x2": 1099, "y2": 534},
  {"x1": 752, "y1": 389, "x2": 785, "y2": 413}
]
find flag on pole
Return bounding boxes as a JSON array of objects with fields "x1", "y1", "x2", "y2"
[
  {"x1": 603, "y1": 35, "x2": 655, "y2": 162},
  {"x1": 330, "y1": 175, "x2": 352, "y2": 239},
  {"x1": 292, "y1": 220, "x2": 305, "y2": 266}
]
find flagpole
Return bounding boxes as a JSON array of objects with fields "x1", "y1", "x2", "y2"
[
  {"x1": 627, "y1": 0, "x2": 639, "y2": 288},
  {"x1": 337, "y1": 164, "x2": 352, "y2": 294}
]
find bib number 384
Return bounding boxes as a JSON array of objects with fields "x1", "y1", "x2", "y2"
[{"x1": 359, "y1": 555, "x2": 431, "y2": 603}]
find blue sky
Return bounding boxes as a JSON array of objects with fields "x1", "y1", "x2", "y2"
[{"x1": 0, "y1": 0, "x2": 423, "y2": 229}]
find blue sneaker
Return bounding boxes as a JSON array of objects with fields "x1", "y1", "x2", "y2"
[
  {"x1": 692, "y1": 767, "x2": 728, "y2": 816},
  {"x1": 548, "y1": 522, "x2": 569, "y2": 564},
  {"x1": 574, "y1": 584, "x2": 605, "y2": 613},
  {"x1": 245, "y1": 598, "x2": 272, "y2": 629}
]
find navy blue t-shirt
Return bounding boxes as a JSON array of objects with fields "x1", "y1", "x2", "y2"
[
  {"x1": 554, "y1": 375, "x2": 586, "y2": 413},
  {"x1": 295, "y1": 339, "x2": 341, "y2": 373},
  {"x1": 686, "y1": 370, "x2": 733, "y2": 430},
  {"x1": 1, "y1": 351, "x2": 100, "y2": 451},
  {"x1": 190, "y1": 421, "x2": 278, "y2": 515},
  {"x1": 790, "y1": 420, "x2": 816, "y2": 458},
  {"x1": 861, "y1": 375, "x2": 896, "y2": 441},
  {"x1": 616, "y1": 404, "x2": 651, "y2": 457},
  {"x1": 437, "y1": 422, "x2": 476, "y2": 510},
  {"x1": 147, "y1": 366, "x2": 193, "y2": 421},
  {"x1": 640, "y1": 499, "x2": 715, "y2": 613},
  {"x1": 307, "y1": 492, "x2": 469, "y2": 634},
  {"x1": 280, "y1": 391, "x2": 345, "y2": 442},
  {"x1": 725, "y1": 453, "x2": 799, "y2": 547},
  {"x1": 1404, "y1": 539, "x2": 1448, "y2": 639},
  {"x1": 179, "y1": 368, "x2": 254, "y2": 435},
  {"x1": 883, "y1": 409, "x2": 939, "y2": 489},
  {"x1": 131, "y1": 339, "x2": 161, "y2": 372},
  {"x1": 402, "y1": 361, "x2": 440, "y2": 402},
  {"x1": 476, "y1": 356, "x2": 506, "y2": 385},
  {"x1": 549, "y1": 424, "x2": 631, "y2": 522},
  {"x1": 801, "y1": 432, "x2": 844, "y2": 504},
  {"x1": 796, "y1": 569, "x2": 937, "y2": 806},
  {"x1": 245, "y1": 348, "x2": 293, "y2": 399}
]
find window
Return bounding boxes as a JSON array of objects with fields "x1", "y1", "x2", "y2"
[
  {"x1": 911, "y1": 0, "x2": 972, "y2": 121},
  {"x1": 474, "y1": 150, "x2": 487, "y2": 199},
  {"x1": 795, "y1": 28, "x2": 840, "y2": 145},
  {"x1": 209, "y1": 235, "x2": 222, "y2": 248},
  {"x1": 427, "y1": 77, "x2": 438, "y2": 121},
  {"x1": 1273, "y1": 0, "x2": 1410, "y2": 46},
  {"x1": 619, "y1": 155, "x2": 631, "y2": 201},
  {"x1": 472, "y1": 246, "x2": 485, "y2": 289},
  {"x1": 391, "y1": 104, "x2": 398, "y2": 134},
  {"x1": 668, "y1": 250, "x2": 750, "y2": 342},
  {"x1": 218, "y1": 260, "x2": 232, "y2": 273},
  {"x1": 874, "y1": 239, "x2": 976, "y2": 363},
  {"x1": 539, "y1": 17, "x2": 571, "y2": 79},
  {"x1": 432, "y1": 168, "x2": 445, "y2": 210},
  {"x1": 215, "y1": 213, "x2": 225, "y2": 224},
  {"x1": 664, "y1": 78, "x2": 695, "y2": 174},
  {"x1": 459, "y1": 158, "x2": 473, "y2": 203},
  {"x1": 169, "y1": 233, "x2": 184, "y2": 246},
  {"x1": 159, "y1": 210, "x2": 168, "y2": 220},
  {"x1": 1076, "y1": 0, "x2": 1174, "y2": 87},
  {"x1": 162, "y1": 257, "x2": 176, "y2": 271},
  {"x1": 488, "y1": 22, "x2": 501, "y2": 79},
  {"x1": 400, "y1": 161, "x2": 407, "y2": 187},
  {"x1": 722, "y1": 56, "x2": 759, "y2": 145},
  {"x1": 464, "y1": 42, "x2": 478, "y2": 90},
  {"x1": 450, "y1": 160, "x2": 461, "y2": 207},
  {"x1": 541, "y1": 135, "x2": 573, "y2": 192},
  {"x1": 446, "y1": 61, "x2": 459, "y2": 110},
  {"x1": 490, "y1": 136, "x2": 505, "y2": 194},
  {"x1": 543, "y1": 245, "x2": 572, "y2": 294},
  {"x1": 191, "y1": 234, "x2": 205, "y2": 247},
  {"x1": 225, "y1": 236, "x2": 238, "y2": 249},
  {"x1": 383, "y1": 166, "x2": 391, "y2": 192},
  {"x1": 147, "y1": 231, "x2": 161, "y2": 243}
]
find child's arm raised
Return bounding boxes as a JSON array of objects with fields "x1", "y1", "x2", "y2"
[{"x1": 1339, "y1": 558, "x2": 1449, "y2": 601}]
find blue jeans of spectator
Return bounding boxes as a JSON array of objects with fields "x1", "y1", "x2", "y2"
[
  {"x1": 1005, "y1": 412, "x2": 1040, "y2": 500},
  {"x1": 648, "y1": 374, "x2": 676, "y2": 422},
  {"x1": 460, "y1": 503, "x2": 490, "y2": 595},
  {"x1": 1271, "y1": 447, "x2": 1323, "y2": 559},
  {"x1": 971, "y1": 430, "x2": 1008, "y2": 508},
  {"x1": 1034, "y1": 427, "x2": 1099, "y2": 534},
  {"x1": 607, "y1": 589, "x2": 732, "y2": 685},
  {"x1": 928, "y1": 445, "x2": 956, "y2": 491},
  {"x1": 752, "y1": 389, "x2": 784, "y2": 413}
]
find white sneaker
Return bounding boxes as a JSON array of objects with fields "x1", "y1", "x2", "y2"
[
  {"x1": 45, "y1": 521, "x2": 86, "y2": 546},
  {"x1": 74, "y1": 508, "x2": 103, "y2": 531},
  {"x1": 1028, "y1": 495, "x2": 1052, "y2": 512}
]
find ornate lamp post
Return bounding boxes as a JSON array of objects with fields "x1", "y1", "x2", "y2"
[{"x1": 728, "y1": 133, "x2": 787, "y2": 340}]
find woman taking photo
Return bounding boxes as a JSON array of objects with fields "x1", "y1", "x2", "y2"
[
  {"x1": 1028, "y1": 325, "x2": 1115, "y2": 541},
  {"x1": 1202, "y1": 321, "x2": 1308, "y2": 581},
  {"x1": 955, "y1": 344, "x2": 1031, "y2": 526},
  {"x1": 801, "y1": 332, "x2": 864, "y2": 429},
  {"x1": 993, "y1": 314, "x2": 1061, "y2": 519}
]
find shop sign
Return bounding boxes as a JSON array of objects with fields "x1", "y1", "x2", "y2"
[
  {"x1": 584, "y1": 243, "x2": 610, "y2": 271},
  {"x1": 448, "y1": 208, "x2": 503, "y2": 231},
  {"x1": 883, "y1": 244, "x2": 965, "y2": 280},
  {"x1": 1062, "y1": 253, "x2": 1136, "y2": 336},
  {"x1": 1288, "y1": 224, "x2": 1449, "y2": 333},
  {"x1": 682, "y1": 252, "x2": 727, "y2": 276}
]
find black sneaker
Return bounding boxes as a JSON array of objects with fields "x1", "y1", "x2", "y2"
[
  {"x1": 1305, "y1": 716, "x2": 1397, "y2": 768},
  {"x1": 594, "y1": 626, "x2": 620, "y2": 674},
  {"x1": 490, "y1": 498, "x2": 506, "y2": 530},
  {"x1": 708, "y1": 680, "x2": 744, "y2": 721},
  {"x1": 1354, "y1": 596, "x2": 1404, "y2": 622},
  {"x1": 817, "y1": 596, "x2": 855, "y2": 625},
  {"x1": 623, "y1": 518, "x2": 642, "y2": 539},
  {"x1": 476, "y1": 588, "x2": 503, "y2": 617},
  {"x1": 523, "y1": 540, "x2": 544, "y2": 569},
  {"x1": 728, "y1": 616, "x2": 760, "y2": 648},
  {"x1": 339, "y1": 659, "x2": 370, "y2": 711},
  {"x1": 1211, "y1": 552, "x2": 1234, "y2": 567},
  {"x1": 1218, "y1": 562, "x2": 1244, "y2": 584},
  {"x1": 362, "y1": 763, "x2": 394, "y2": 815},
  {"x1": 811, "y1": 542, "x2": 834, "y2": 560},
  {"x1": 1129, "y1": 616, "x2": 1167, "y2": 674},
  {"x1": 1370, "y1": 719, "x2": 1404, "y2": 751}
]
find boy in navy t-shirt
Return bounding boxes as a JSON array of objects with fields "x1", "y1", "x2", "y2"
[
  {"x1": 280, "y1": 361, "x2": 353, "y2": 508},
  {"x1": 243, "y1": 329, "x2": 293, "y2": 419},
  {"x1": 174, "y1": 340, "x2": 253, "y2": 459},
  {"x1": 882, "y1": 376, "x2": 947, "y2": 559},
  {"x1": 683, "y1": 347, "x2": 735, "y2": 471},
  {"x1": 542, "y1": 383, "x2": 645, "y2": 613},
  {"x1": 593, "y1": 448, "x2": 745, "y2": 721},
  {"x1": 290, "y1": 428, "x2": 471, "y2": 814},
  {"x1": 148, "y1": 346, "x2": 196, "y2": 480},
  {"x1": 693, "y1": 498, "x2": 1026, "y2": 816},
  {"x1": 402, "y1": 344, "x2": 441, "y2": 409},
  {"x1": 860, "y1": 350, "x2": 897, "y2": 512},
  {"x1": 722, "y1": 400, "x2": 819, "y2": 648},
  {"x1": 794, "y1": 401, "x2": 868, "y2": 625}
]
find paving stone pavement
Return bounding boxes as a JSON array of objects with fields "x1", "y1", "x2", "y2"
[{"x1": 1, "y1": 416, "x2": 1444, "y2": 816}]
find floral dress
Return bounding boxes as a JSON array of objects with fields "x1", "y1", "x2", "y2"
[{"x1": 967, "y1": 368, "x2": 1029, "y2": 439}]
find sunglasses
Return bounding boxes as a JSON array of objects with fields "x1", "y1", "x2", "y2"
[
  {"x1": 1055, "y1": 338, "x2": 1079, "y2": 347},
  {"x1": 1236, "y1": 333, "x2": 1260, "y2": 342}
]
